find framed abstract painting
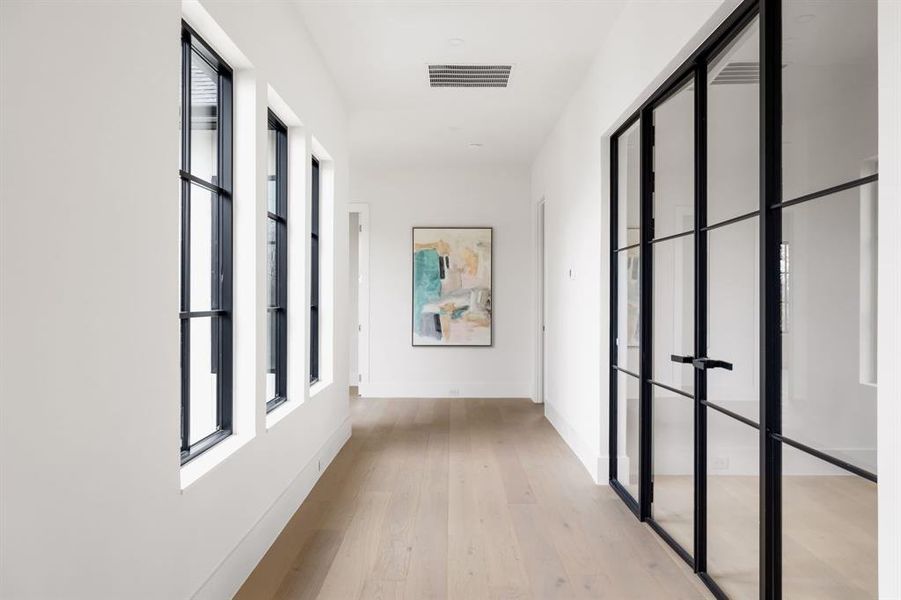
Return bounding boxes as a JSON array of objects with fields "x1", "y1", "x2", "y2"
[{"x1": 412, "y1": 227, "x2": 492, "y2": 346}]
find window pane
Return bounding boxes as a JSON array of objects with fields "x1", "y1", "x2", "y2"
[
  {"x1": 311, "y1": 160, "x2": 320, "y2": 237},
  {"x1": 652, "y1": 80, "x2": 694, "y2": 239},
  {"x1": 311, "y1": 235, "x2": 319, "y2": 308},
  {"x1": 187, "y1": 316, "x2": 218, "y2": 445},
  {"x1": 707, "y1": 409, "x2": 759, "y2": 600},
  {"x1": 616, "y1": 371, "x2": 640, "y2": 501},
  {"x1": 707, "y1": 17, "x2": 759, "y2": 225},
  {"x1": 781, "y1": 183, "x2": 878, "y2": 473},
  {"x1": 707, "y1": 216, "x2": 759, "y2": 423},
  {"x1": 267, "y1": 126, "x2": 277, "y2": 214},
  {"x1": 782, "y1": 0, "x2": 877, "y2": 200},
  {"x1": 617, "y1": 121, "x2": 641, "y2": 249},
  {"x1": 652, "y1": 388, "x2": 693, "y2": 554},
  {"x1": 190, "y1": 50, "x2": 218, "y2": 184},
  {"x1": 310, "y1": 306, "x2": 319, "y2": 382},
  {"x1": 267, "y1": 218, "x2": 277, "y2": 308},
  {"x1": 782, "y1": 444, "x2": 877, "y2": 599},
  {"x1": 615, "y1": 248, "x2": 640, "y2": 373},
  {"x1": 653, "y1": 234, "x2": 694, "y2": 393},
  {"x1": 188, "y1": 184, "x2": 215, "y2": 311},
  {"x1": 267, "y1": 310, "x2": 276, "y2": 401}
]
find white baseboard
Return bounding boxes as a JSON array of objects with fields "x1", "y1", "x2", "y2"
[
  {"x1": 191, "y1": 416, "x2": 352, "y2": 600},
  {"x1": 543, "y1": 402, "x2": 602, "y2": 484},
  {"x1": 358, "y1": 381, "x2": 531, "y2": 399}
]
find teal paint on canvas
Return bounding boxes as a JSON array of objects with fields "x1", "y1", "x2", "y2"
[{"x1": 413, "y1": 248, "x2": 442, "y2": 335}]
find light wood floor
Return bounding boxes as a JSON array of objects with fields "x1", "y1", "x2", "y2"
[
  {"x1": 235, "y1": 397, "x2": 712, "y2": 600},
  {"x1": 652, "y1": 473, "x2": 877, "y2": 600}
]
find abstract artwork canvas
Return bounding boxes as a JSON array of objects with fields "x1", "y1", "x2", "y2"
[{"x1": 412, "y1": 227, "x2": 492, "y2": 346}]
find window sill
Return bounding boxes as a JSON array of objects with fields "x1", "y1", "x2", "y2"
[
  {"x1": 266, "y1": 396, "x2": 301, "y2": 430},
  {"x1": 310, "y1": 380, "x2": 330, "y2": 398},
  {"x1": 179, "y1": 431, "x2": 252, "y2": 491}
]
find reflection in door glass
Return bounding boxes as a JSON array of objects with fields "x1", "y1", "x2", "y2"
[
  {"x1": 782, "y1": 444, "x2": 876, "y2": 599},
  {"x1": 617, "y1": 371, "x2": 641, "y2": 501},
  {"x1": 616, "y1": 248, "x2": 641, "y2": 374},
  {"x1": 707, "y1": 408, "x2": 759, "y2": 600},
  {"x1": 652, "y1": 387, "x2": 693, "y2": 554},
  {"x1": 617, "y1": 121, "x2": 641, "y2": 249},
  {"x1": 652, "y1": 235, "x2": 694, "y2": 393},
  {"x1": 782, "y1": 0, "x2": 877, "y2": 200},
  {"x1": 653, "y1": 80, "x2": 694, "y2": 239},
  {"x1": 780, "y1": 183, "x2": 878, "y2": 474},
  {"x1": 707, "y1": 17, "x2": 759, "y2": 226},
  {"x1": 707, "y1": 216, "x2": 759, "y2": 423}
]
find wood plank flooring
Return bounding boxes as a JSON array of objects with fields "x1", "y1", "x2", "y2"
[{"x1": 235, "y1": 397, "x2": 712, "y2": 600}]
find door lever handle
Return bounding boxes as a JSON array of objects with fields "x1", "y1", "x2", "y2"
[
  {"x1": 692, "y1": 357, "x2": 733, "y2": 371},
  {"x1": 670, "y1": 354, "x2": 694, "y2": 364}
]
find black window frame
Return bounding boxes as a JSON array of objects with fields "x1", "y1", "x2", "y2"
[
  {"x1": 607, "y1": 1, "x2": 879, "y2": 598},
  {"x1": 310, "y1": 156, "x2": 320, "y2": 384},
  {"x1": 267, "y1": 110, "x2": 289, "y2": 413},
  {"x1": 180, "y1": 22, "x2": 234, "y2": 465}
]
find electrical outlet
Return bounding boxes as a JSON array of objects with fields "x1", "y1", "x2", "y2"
[
  {"x1": 318, "y1": 458, "x2": 322, "y2": 472},
  {"x1": 711, "y1": 456, "x2": 730, "y2": 471}
]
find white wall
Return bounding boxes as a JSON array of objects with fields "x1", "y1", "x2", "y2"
[
  {"x1": 877, "y1": 1, "x2": 901, "y2": 597},
  {"x1": 352, "y1": 165, "x2": 533, "y2": 399},
  {"x1": 0, "y1": 1, "x2": 350, "y2": 599}
]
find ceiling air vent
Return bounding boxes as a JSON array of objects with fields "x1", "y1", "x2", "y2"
[
  {"x1": 711, "y1": 61, "x2": 759, "y2": 85},
  {"x1": 428, "y1": 64, "x2": 511, "y2": 88}
]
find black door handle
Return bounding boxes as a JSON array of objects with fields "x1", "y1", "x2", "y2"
[
  {"x1": 692, "y1": 357, "x2": 733, "y2": 371},
  {"x1": 670, "y1": 354, "x2": 694, "y2": 364}
]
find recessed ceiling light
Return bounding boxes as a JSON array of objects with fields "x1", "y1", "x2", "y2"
[
  {"x1": 796, "y1": 14, "x2": 815, "y2": 23},
  {"x1": 468, "y1": 143, "x2": 483, "y2": 149},
  {"x1": 448, "y1": 38, "x2": 465, "y2": 47}
]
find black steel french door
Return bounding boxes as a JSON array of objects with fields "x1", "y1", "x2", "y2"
[{"x1": 608, "y1": 0, "x2": 879, "y2": 599}]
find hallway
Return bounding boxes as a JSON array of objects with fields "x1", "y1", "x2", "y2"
[{"x1": 236, "y1": 397, "x2": 710, "y2": 599}]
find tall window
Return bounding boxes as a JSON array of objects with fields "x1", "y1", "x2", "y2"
[
  {"x1": 267, "y1": 111, "x2": 288, "y2": 412},
  {"x1": 310, "y1": 156, "x2": 320, "y2": 383},
  {"x1": 179, "y1": 23, "x2": 233, "y2": 464}
]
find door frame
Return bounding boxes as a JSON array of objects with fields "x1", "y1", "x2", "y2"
[
  {"x1": 536, "y1": 198, "x2": 546, "y2": 404},
  {"x1": 347, "y1": 203, "x2": 370, "y2": 392}
]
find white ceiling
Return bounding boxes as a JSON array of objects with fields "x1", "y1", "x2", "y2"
[{"x1": 294, "y1": 1, "x2": 627, "y2": 166}]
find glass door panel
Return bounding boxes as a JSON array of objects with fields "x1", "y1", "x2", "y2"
[
  {"x1": 781, "y1": 0, "x2": 877, "y2": 201},
  {"x1": 617, "y1": 121, "x2": 641, "y2": 248},
  {"x1": 781, "y1": 183, "x2": 878, "y2": 474},
  {"x1": 782, "y1": 444, "x2": 877, "y2": 599},
  {"x1": 707, "y1": 408, "x2": 759, "y2": 600},
  {"x1": 652, "y1": 80, "x2": 694, "y2": 240},
  {"x1": 617, "y1": 371, "x2": 641, "y2": 501},
  {"x1": 652, "y1": 235, "x2": 694, "y2": 393},
  {"x1": 706, "y1": 216, "x2": 759, "y2": 423},
  {"x1": 651, "y1": 387, "x2": 694, "y2": 554},
  {"x1": 616, "y1": 248, "x2": 641, "y2": 374},
  {"x1": 707, "y1": 17, "x2": 760, "y2": 226}
]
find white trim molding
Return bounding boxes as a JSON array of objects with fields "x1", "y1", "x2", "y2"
[
  {"x1": 359, "y1": 382, "x2": 531, "y2": 399},
  {"x1": 544, "y1": 402, "x2": 603, "y2": 484},
  {"x1": 190, "y1": 417, "x2": 352, "y2": 600}
]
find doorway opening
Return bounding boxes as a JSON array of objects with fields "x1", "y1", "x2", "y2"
[
  {"x1": 537, "y1": 199, "x2": 546, "y2": 404},
  {"x1": 347, "y1": 203, "x2": 369, "y2": 398}
]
